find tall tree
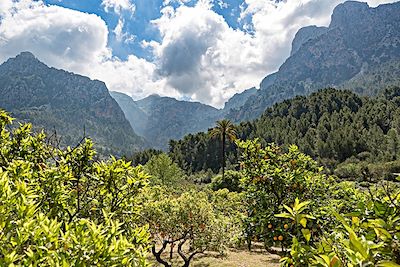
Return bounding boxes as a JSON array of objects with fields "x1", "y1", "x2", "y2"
[{"x1": 210, "y1": 119, "x2": 237, "y2": 178}]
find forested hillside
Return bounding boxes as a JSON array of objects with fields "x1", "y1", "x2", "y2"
[
  {"x1": 167, "y1": 87, "x2": 400, "y2": 180},
  {"x1": 0, "y1": 52, "x2": 143, "y2": 156}
]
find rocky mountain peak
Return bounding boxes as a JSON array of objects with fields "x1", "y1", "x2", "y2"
[
  {"x1": 330, "y1": 1, "x2": 370, "y2": 29},
  {"x1": 290, "y1": 25, "x2": 328, "y2": 56},
  {"x1": 16, "y1": 51, "x2": 37, "y2": 60}
]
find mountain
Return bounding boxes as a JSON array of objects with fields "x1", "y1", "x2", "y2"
[
  {"x1": 222, "y1": 87, "x2": 258, "y2": 112},
  {"x1": 0, "y1": 52, "x2": 143, "y2": 156},
  {"x1": 228, "y1": 1, "x2": 400, "y2": 122},
  {"x1": 111, "y1": 86, "x2": 260, "y2": 149},
  {"x1": 109, "y1": 91, "x2": 148, "y2": 137},
  {"x1": 111, "y1": 92, "x2": 222, "y2": 150}
]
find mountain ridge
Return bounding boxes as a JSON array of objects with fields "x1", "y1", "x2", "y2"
[
  {"x1": 0, "y1": 52, "x2": 144, "y2": 156},
  {"x1": 111, "y1": 86, "x2": 259, "y2": 149},
  {"x1": 227, "y1": 1, "x2": 400, "y2": 122}
]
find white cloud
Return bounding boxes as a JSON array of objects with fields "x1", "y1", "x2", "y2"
[
  {"x1": 102, "y1": 0, "x2": 136, "y2": 15},
  {"x1": 113, "y1": 18, "x2": 136, "y2": 43},
  {"x1": 0, "y1": 0, "x2": 166, "y2": 101},
  {"x1": 0, "y1": 0, "x2": 109, "y2": 73},
  {"x1": 0, "y1": 0, "x2": 398, "y2": 108},
  {"x1": 149, "y1": 0, "x2": 398, "y2": 107}
]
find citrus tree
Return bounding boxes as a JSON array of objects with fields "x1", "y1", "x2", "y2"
[
  {"x1": 237, "y1": 139, "x2": 331, "y2": 251},
  {"x1": 140, "y1": 188, "x2": 241, "y2": 267},
  {"x1": 0, "y1": 110, "x2": 150, "y2": 266}
]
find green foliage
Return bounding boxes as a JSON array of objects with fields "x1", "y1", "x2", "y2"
[
  {"x1": 280, "y1": 182, "x2": 400, "y2": 266},
  {"x1": 169, "y1": 88, "x2": 400, "y2": 178},
  {"x1": 139, "y1": 187, "x2": 242, "y2": 266},
  {"x1": 0, "y1": 110, "x2": 150, "y2": 266},
  {"x1": 131, "y1": 148, "x2": 163, "y2": 166},
  {"x1": 169, "y1": 132, "x2": 231, "y2": 174},
  {"x1": 276, "y1": 199, "x2": 316, "y2": 266},
  {"x1": 235, "y1": 137, "x2": 400, "y2": 266},
  {"x1": 237, "y1": 139, "x2": 330, "y2": 251},
  {"x1": 210, "y1": 170, "x2": 243, "y2": 192},
  {"x1": 144, "y1": 153, "x2": 186, "y2": 186}
]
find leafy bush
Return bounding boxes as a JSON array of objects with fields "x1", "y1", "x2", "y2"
[
  {"x1": 0, "y1": 110, "x2": 150, "y2": 266},
  {"x1": 210, "y1": 170, "x2": 243, "y2": 192}
]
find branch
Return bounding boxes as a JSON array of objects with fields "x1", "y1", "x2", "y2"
[
  {"x1": 151, "y1": 241, "x2": 171, "y2": 267},
  {"x1": 177, "y1": 238, "x2": 202, "y2": 267}
]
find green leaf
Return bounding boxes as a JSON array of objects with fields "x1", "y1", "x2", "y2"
[
  {"x1": 301, "y1": 228, "x2": 311, "y2": 242},
  {"x1": 300, "y1": 217, "x2": 307, "y2": 228},
  {"x1": 275, "y1": 213, "x2": 292, "y2": 219},
  {"x1": 314, "y1": 255, "x2": 330, "y2": 266},
  {"x1": 283, "y1": 204, "x2": 294, "y2": 216},
  {"x1": 349, "y1": 231, "x2": 369, "y2": 259}
]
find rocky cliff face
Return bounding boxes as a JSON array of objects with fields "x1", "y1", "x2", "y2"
[
  {"x1": 0, "y1": 52, "x2": 143, "y2": 156},
  {"x1": 228, "y1": 1, "x2": 400, "y2": 122},
  {"x1": 290, "y1": 26, "x2": 328, "y2": 56},
  {"x1": 222, "y1": 87, "x2": 258, "y2": 112}
]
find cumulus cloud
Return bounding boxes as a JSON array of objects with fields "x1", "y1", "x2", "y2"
[
  {"x1": 150, "y1": 3, "x2": 265, "y2": 106},
  {"x1": 149, "y1": 0, "x2": 398, "y2": 107},
  {"x1": 0, "y1": 0, "x2": 109, "y2": 73},
  {"x1": 0, "y1": 0, "x2": 167, "y2": 101},
  {"x1": 102, "y1": 0, "x2": 136, "y2": 15},
  {"x1": 0, "y1": 0, "x2": 398, "y2": 108}
]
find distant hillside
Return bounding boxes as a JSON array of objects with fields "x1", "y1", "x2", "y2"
[
  {"x1": 228, "y1": 1, "x2": 400, "y2": 122},
  {"x1": 112, "y1": 92, "x2": 223, "y2": 150},
  {"x1": 222, "y1": 87, "x2": 257, "y2": 113},
  {"x1": 0, "y1": 52, "x2": 143, "y2": 156}
]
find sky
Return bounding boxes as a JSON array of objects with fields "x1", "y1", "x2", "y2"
[{"x1": 0, "y1": 0, "x2": 397, "y2": 108}]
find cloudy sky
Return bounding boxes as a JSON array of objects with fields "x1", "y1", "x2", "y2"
[{"x1": 0, "y1": 0, "x2": 397, "y2": 107}]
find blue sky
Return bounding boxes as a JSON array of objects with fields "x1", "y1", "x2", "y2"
[
  {"x1": 0, "y1": 0, "x2": 397, "y2": 107},
  {"x1": 43, "y1": 0, "x2": 248, "y2": 60}
]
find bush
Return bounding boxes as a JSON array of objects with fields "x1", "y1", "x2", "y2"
[
  {"x1": 0, "y1": 110, "x2": 150, "y2": 266},
  {"x1": 210, "y1": 170, "x2": 243, "y2": 192}
]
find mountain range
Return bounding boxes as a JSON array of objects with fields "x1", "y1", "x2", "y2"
[
  {"x1": 1, "y1": 1, "x2": 400, "y2": 152},
  {"x1": 0, "y1": 52, "x2": 143, "y2": 156},
  {"x1": 110, "y1": 87, "x2": 257, "y2": 149}
]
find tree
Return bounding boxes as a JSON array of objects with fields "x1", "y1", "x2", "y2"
[
  {"x1": 140, "y1": 189, "x2": 239, "y2": 267},
  {"x1": 144, "y1": 153, "x2": 186, "y2": 186},
  {"x1": 210, "y1": 170, "x2": 243, "y2": 192},
  {"x1": 210, "y1": 119, "x2": 237, "y2": 179},
  {"x1": 0, "y1": 110, "x2": 151, "y2": 266},
  {"x1": 237, "y1": 139, "x2": 331, "y2": 252}
]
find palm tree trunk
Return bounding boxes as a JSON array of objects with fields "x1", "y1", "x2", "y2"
[{"x1": 222, "y1": 132, "x2": 226, "y2": 179}]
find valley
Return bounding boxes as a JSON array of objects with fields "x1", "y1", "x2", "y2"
[{"x1": 1, "y1": 1, "x2": 400, "y2": 266}]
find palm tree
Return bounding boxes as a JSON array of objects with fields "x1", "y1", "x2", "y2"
[{"x1": 210, "y1": 119, "x2": 237, "y2": 179}]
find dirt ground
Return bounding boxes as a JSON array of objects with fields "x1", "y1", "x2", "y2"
[
  {"x1": 151, "y1": 247, "x2": 281, "y2": 267},
  {"x1": 192, "y1": 248, "x2": 281, "y2": 267}
]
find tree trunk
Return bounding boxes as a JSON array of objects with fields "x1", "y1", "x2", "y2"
[
  {"x1": 222, "y1": 133, "x2": 226, "y2": 179},
  {"x1": 152, "y1": 243, "x2": 171, "y2": 267},
  {"x1": 169, "y1": 243, "x2": 174, "y2": 260},
  {"x1": 177, "y1": 239, "x2": 199, "y2": 267}
]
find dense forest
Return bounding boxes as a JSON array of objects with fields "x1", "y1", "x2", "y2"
[{"x1": 158, "y1": 87, "x2": 400, "y2": 183}]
